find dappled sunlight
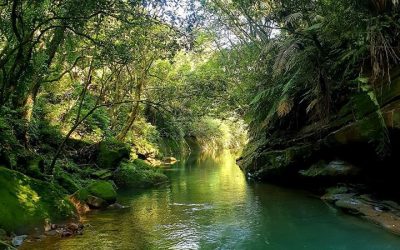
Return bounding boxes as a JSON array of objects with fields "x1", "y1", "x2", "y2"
[
  {"x1": 21, "y1": 152, "x2": 400, "y2": 250},
  {"x1": 16, "y1": 182, "x2": 41, "y2": 214}
]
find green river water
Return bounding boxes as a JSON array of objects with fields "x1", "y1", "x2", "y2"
[{"x1": 22, "y1": 151, "x2": 400, "y2": 250}]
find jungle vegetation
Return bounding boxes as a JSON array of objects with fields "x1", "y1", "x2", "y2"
[{"x1": 0, "y1": 0, "x2": 399, "y2": 237}]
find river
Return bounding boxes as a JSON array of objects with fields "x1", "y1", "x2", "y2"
[{"x1": 22, "y1": 151, "x2": 400, "y2": 249}]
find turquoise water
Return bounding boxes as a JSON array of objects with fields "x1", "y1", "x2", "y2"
[{"x1": 22, "y1": 151, "x2": 400, "y2": 249}]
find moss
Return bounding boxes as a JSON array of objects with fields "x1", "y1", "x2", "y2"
[
  {"x1": 114, "y1": 160, "x2": 168, "y2": 188},
  {"x1": 96, "y1": 139, "x2": 130, "y2": 169},
  {"x1": 74, "y1": 188, "x2": 90, "y2": 202},
  {"x1": 133, "y1": 159, "x2": 152, "y2": 169},
  {"x1": 72, "y1": 181, "x2": 117, "y2": 209},
  {"x1": 0, "y1": 167, "x2": 76, "y2": 234},
  {"x1": 54, "y1": 166, "x2": 82, "y2": 194},
  {"x1": 91, "y1": 169, "x2": 112, "y2": 179},
  {"x1": 25, "y1": 157, "x2": 45, "y2": 180},
  {"x1": 244, "y1": 144, "x2": 314, "y2": 179},
  {"x1": 86, "y1": 181, "x2": 117, "y2": 203}
]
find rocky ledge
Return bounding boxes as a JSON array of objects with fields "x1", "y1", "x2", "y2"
[{"x1": 323, "y1": 186, "x2": 400, "y2": 235}]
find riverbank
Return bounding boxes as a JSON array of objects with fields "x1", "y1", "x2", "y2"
[
  {"x1": 0, "y1": 137, "x2": 180, "y2": 248},
  {"x1": 239, "y1": 69, "x2": 400, "y2": 236},
  {"x1": 19, "y1": 151, "x2": 400, "y2": 250}
]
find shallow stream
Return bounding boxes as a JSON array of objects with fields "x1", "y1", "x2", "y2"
[{"x1": 22, "y1": 151, "x2": 400, "y2": 249}]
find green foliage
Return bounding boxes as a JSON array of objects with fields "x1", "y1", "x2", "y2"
[
  {"x1": 189, "y1": 116, "x2": 248, "y2": 154},
  {"x1": 209, "y1": 0, "x2": 400, "y2": 158}
]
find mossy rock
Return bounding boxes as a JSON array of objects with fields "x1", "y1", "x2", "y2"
[
  {"x1": 96, "y1": 139, "x2": 130, "y2": 169},
  {"x1": 299, "y1": 160, "x2": 360, "y2": 177},
  {"x1": 72, "y1": 180, "x2": 117, "y2": 209},
  {"x1": 0, "y1": 167, "x2": 76, "y2": 234},
  {"x1": 25, "y1": 157, "x2": 45, "y2": 180},
  {"x1": 87, "y1": 181, "x2": 117, "y2": 203},
  {"x1": 91, "y1": 169, "x2": 113, "y2": 180},
  {"x1": 113, "y1": 160, "x2": 168, "y2": 188},
  {"x1": 54, "y1": 167, "x2": 82, "y2": 194},
  {"x1": 243, "y1": 144, "x2": 314, "y2": 179}
]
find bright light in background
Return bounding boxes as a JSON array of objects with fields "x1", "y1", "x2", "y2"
[{"x1": 143, "y1": 0, "x2": 280, "y2": 50}]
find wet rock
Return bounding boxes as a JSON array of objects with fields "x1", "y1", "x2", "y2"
[
  {"x1": 299, "y1": 160, "x2": 360, "y2": 177},
  {"x1": 64, "y1": 222, "x2": 84, "y2": 235},
  {"x1": 45, "y1": 223, "x2": 84, "y2": 237},
  {"x1": 34, "y1": 235, "x2": 46, "y2": 240},
  {"x1": 242, "y1": 144, "x2": 314, "y2": 180},
  {"x1": 163, "y1": 157, "x2": 178, "y2": 165},
  {"x1": 44, "y1": 230, "x2": 58, "y2": 236},
  {"x1": 146, "y1": 158, "x2": 162, "y2": 166},
  {"x1": 108, "y1": 203, "x2": 125, "y2": 209},
  {"x1": 86, "y1": 195, "x2": 108, "y2": 209},
  {"x1": 71, "y1": 180, "x2": 117, "y2": 211},
  {"x1": 322, "y1": 188, "x2": 400, "y2": 235},
  {"x1": 12, "y1": 235, "x2": 28, "y2": 247}
]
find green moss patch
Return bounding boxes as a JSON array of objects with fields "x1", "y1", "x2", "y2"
[
  {"x1": 113, "y1": 160, "x2": 168, "y2": 188},
  {"x1": 73, "y1": 181, "x2": 116, "y2": 203},
  {"x1": 96, "y1": 139, "x2": 130, "y2": 169},
  {"x1": 0, "y1": 167, "x2": 76, "y2": 233},
  {"x1": 86, "y1": 181, "x2": 117, "y2": 203},
  {"x1": 54, "y1": 166, "x2": 82, "y2": 194}
]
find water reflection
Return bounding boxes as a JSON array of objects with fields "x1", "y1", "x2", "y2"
[{"x1": 22, "y1": 151, "x2": 400, "y2": 250}]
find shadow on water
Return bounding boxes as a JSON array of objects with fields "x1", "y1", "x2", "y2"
[{"x1": 22, "y1": 151, "x2": 400, "y2": 250}]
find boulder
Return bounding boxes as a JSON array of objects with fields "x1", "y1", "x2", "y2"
[
  {"x1": 96, "y1": 139, "x2": 130, "y2": 169},
  {"x1": 113, "y1": 160, "x2": 168, "y2": 188},
  {"x1": 72, "y1": 180, "x2": 117, "y2": 210},
  {"x1": 322, "y1": 189, "x2": 400, "y2": 235},
  {"x1": 86, "y1": 195, "x2": 108, "y2": 209},
  {"x1": 11, "y1": 235, "x2": 27, "y2": 247},
  {"x1": 87, "y1": 181, "x2": 117, "y2": 203},
  {"x1": 54, "y1": 167, "x2": 82, "y2": 194}
]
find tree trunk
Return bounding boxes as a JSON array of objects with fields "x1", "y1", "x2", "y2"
[
  {"x1": 22, "y1": 26, "x2": 67, "y2": 122},
  {"x1": 116, "y1": 78, "x2": 144, "y2": 141}
]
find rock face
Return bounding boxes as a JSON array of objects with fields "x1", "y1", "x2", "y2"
[
  {"x1": 240, "y1": 70, "x2": 400, "y2": 184},
  {"x1": 239, "y1": 70, "x2": 400, "y2": 234},
  {"x1": 299, "y1": 160, "x2": 360, "y2": 178},
  {"x1": 0, "y1": 167, "x2": 77, "y2": 234}
]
